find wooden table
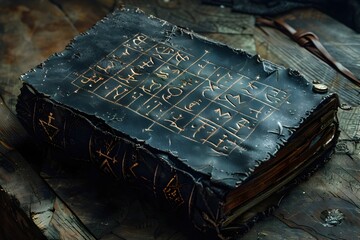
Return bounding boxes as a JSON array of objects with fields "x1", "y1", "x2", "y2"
[{"x1": 0, "y1": 0, "x2": 359, "y2": 239}]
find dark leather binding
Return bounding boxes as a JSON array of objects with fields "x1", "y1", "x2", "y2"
[{"x1": 16, "y1": 7, "x2": 339, "y2": 238}]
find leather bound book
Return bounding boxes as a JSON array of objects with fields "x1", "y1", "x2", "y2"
[{"x1": 16, "y1": 7, "x2": 340, "y2": 238}]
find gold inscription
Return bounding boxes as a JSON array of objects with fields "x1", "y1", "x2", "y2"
[
  {"x1": 153, "y1": 46, "x2": 175, "y2": 59},
  {"x1": 164, "y1": 113, "x2": 185, "y2": 132},
  {"x1": 174, "y1": 52, "x2": 190, "y2": 66},
  {"x1": 71, "y1": 34, "x2": 287, "y2": 156},
  {"x1": 117, "y1": 68, "x2": 141, "y2": 83},
  {"x1": 127, "y1": 92, "x2": 144, "y2": 106},
  {"x1": 129, "y1": 162, "x2": 139, "y2": 178},
  {"x1": 193, "y1": 120, "x2": 217, "y2": 139},
  {"x1": 38, "y1": 112, "x2": 59, "y2": 141},
  {"x1": 162, "y1": 86, "x2": 183, "y2": 102},
  {"x1": 197, "y1": 60, "x2": 210, "y2": 75},
  {"x1": 248, "y1": 81, "x2": 258, "y2": 90},
  {"x1": 214, "y1": 108, "x2": 232, "y2": 119},
  {"x1": 229, "y1": 118, "x2": 251, "y2": 134},
  {"x1": 163, "y1": 174, "x2": 184, "y2": 208},
  {"x1": 220, "y1": 93, "x2": 242, "y2": 108},
  {"x1": 96, "y1": 61, "x2": 115, "y2": 74},
  {"x1": 180, "y1": 78, "x2": 192, "y2": 88},
  {"x1": 81, "y1": 72, "x2": 105, "y2": 84},
  {"x1": 265, "y1": 88, "x2": 284, "y2": 103},
  {"x1": 155, "y1": 70, "x2": 169, "y2": 79},
  {"x1": 206, "y1": 134, "x2": 228, "y2": 149},
  {"x1": 202, "y1": 81, "x2": 220, "y2": 99},
  {"x1": 112, "y1": 47, "x2": 130, "y2": 61},
  {"x1": 132, "y1": 35, "x2": 147, "y2": 46},
  {"x1": 140, "y1": 79, "x2": 162, "y2": 94},
  {"x1": 138, "y1": 57, "x2": 154, "y2": 69},
  {"x1": 249, "y1": 106, "x2": 264, "y2": 119},
  {"x1": 105, "y1": 84, "x2": 129, "y2": 100},
  {"x1": 184, "y1": 99, "x2": 202, "y2": 112},
  {"x1": 96, "y1": 148, "x2": 118, "y2": 178},
  {"x1": 145, "y1": 100, "x2": 163, "y2": 116}
]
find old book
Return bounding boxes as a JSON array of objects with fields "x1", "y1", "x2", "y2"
[{"x1": 16, "y1": 7, "x2": 339, "y2": 238}]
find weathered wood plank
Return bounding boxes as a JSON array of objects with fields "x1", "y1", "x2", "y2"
[
  {"x1": 116, "y1": 0, "x2": 254, "y2": 34},
  {"x1": 0, "y1": 185, "x2": 47, "y2": 240},
  {"x1": 273, "y1": 154, "x2": 360, "y2": 240},
  {"x1": 46, "y1": 0, "x2": 111, "y2": 33},
  {"x1": 0, "y1": 1, "x2": 97, "y2": 238},
  {"x1": 0, "y1": 0, "x2": 79, "y2": 112},
  {"x1": 242, "y1": 217, "x2": 316, "y2": 240},
  {"x1": 51, "y1": 0, "x2": 256, "y2": 53},
  {"x1": 255, "y1": 9, "x2": 360, "y2": 106},
  {"x1": 338, "y1": 107, "x2": 360, "y2": 142},
  {"x1": 278, "y1": 9, "x2": 360, "y2": 79},
  {"x1": 0, "y1": 96, "x2": 96, "y2": 240}
]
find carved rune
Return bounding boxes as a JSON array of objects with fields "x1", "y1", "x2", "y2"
[
  {"x1": 38, "y1": 112, "x2": 59, "y2": 141},
  {"x1": 95, "y1": 141, "x2": 119, "y2": 178},
  {"x1": 163, "y1": 174, "x2": 184, "y2": 208}
]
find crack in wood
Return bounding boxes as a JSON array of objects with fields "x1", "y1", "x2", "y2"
[{"x1": 275, "y1": 213, "x2": 345, "y2": 240}]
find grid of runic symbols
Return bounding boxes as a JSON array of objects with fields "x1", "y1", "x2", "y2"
[{"x1": 71, "y1": 33, "x2": 290, "y2": 154}]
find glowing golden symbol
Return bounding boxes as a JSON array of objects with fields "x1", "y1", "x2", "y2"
[
  {"x1": 163, "y1": 174, "x2": 184, "y2": 208},
  {"x1": 38, "y1": 112, "x2": 59, "y2": 141},
  {"x1": 97, "y1": 149, "x2": 118, "y2": 165},
  {"x1": 80, "y1": 72, "x2": 104, "y2": 84},
  {"x1": 95, "y1": 146, "x2": 120, "y2": 178}
]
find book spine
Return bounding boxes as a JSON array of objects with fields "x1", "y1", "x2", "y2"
[{"x1": 16, "y1": 83, "x2": 224, "y2": 234}]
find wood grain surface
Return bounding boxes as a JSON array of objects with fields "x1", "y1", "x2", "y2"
[
  {"x1": 255, "y1": 9, "x2": 360, "y2": 106},
  {"x1": 0, "y1": 0, "x2": 359, "y2": 239}
]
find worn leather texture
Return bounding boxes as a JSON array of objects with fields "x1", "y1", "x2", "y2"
[{"x1": 16, "y1": 7, "x2": 339, "y2": 236}]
